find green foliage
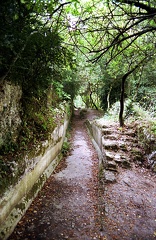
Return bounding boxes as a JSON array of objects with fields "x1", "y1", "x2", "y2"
[
  {"x1": 151, "y1": 121, "x2": 156, "y2": 135},
  {"x1": 19, "y1": 95, "x2": 57, "y2": 147},
  {"x1": 0, "y1": 130, "x2": 18, "y2": 155},
  {"x1": 1, "y1": 0, "x2": 155, "y2": 125},
  {"x1": 0, "y1": 0, "x2": 77, "y2": 100},
  {"x1": 34, "y1": 111, "x2": 55, "y2": 132},
  {"x1": 99, "y1": 78, "x2": 121, "y2": 110},
  {"x1": 63, "y1": 0, "x2": 156, "y2": 125},
  {"x1": 131, "y1": 64, "x2": 156, "y2": 116},
  {"x1": 137, "y1": 119, "x2": 156, "y2": 153},
  {"x1": 62, "y1": 69, "x2": 81, "y2": 101},
  {"x1": 0, "y1": 159, "x2": 10, "y2": 177},
  {"x1": 123, "y1": 99, "x2": 155, "y2": 121},
  {"x1": 0, "y1": 0, "x2": 78, "y2": 157},
  {"x1": 0, "y1": 141, "x2": 18, "y2": 155},
  {"x1": 103, "y1": 99, "x2": 155, "y2": 123},
  {"x1": 61, "y1": 141, "x2": 70, "y2": 156}
]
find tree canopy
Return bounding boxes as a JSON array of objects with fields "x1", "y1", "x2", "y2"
[
  {"x1": 66, "y1": 0, "x2": 156, "y2": 125},
  {"x1": 1, "y1": 0, "x2": 156, "y2": 126}
]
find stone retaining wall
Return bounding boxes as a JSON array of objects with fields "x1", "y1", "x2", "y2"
[
  {"x1": 0, "y1": 114, "x2": 70, "y2": 240},
  {"x1": 0, "y1": 81, "x2": 22, "y2": 148},
  {"x1": 86, "y1": 119, "x2": 105, "y2": 169}
]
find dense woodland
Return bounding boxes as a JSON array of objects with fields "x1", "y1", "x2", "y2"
[
  {"x1": 0, "y1": 3, "x2": 156, "y2": 238},
  {"x1": 0, "y1": 0, "x2": 156, "y2": 151}
]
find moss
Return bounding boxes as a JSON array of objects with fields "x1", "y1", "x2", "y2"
[
  {"x1": 16, "y1": 202, "x2": 26, "y2": 211},
  {"x1": 0, "y1": 99, "x2": 70, "y2": 197},
  {"x1": 25, "y1": 174, "x2": 46, "y2": 202},
  {"x1": 61, "y1": 141, "x2": 70, "y2": 156}
]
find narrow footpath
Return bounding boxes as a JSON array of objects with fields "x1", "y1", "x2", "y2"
[
  {"x1": 9, "y1": 110, "x2": 103, "y2": 240},
  {"x1": 8, "y1": 109, "x2": 156, "y2": 240}
]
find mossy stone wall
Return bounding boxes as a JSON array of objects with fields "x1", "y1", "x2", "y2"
[
  {"x1": 0, "y1": 81, "x2": 22, "y2": 148},
  {"x1": 0, "y1": 115, "x2": 70, "y2": 240}
]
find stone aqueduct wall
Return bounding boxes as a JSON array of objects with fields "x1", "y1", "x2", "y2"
[
  {"x1": 86, "y1": 119, "x2": 105, "y2": 170},
  {"x1": 0, "y1": 81, "x2": 71, "y2": 240},
  {"x1": 0, "y1": 115, "x2": 70, "y2": 240}
]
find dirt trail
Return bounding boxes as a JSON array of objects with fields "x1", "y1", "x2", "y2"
[{"x1": 8, "y1": 109, "x2": 102, "y2": 240}]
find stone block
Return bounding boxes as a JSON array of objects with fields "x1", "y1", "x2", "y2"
[{"x1": 104, "y1": 170, "x2": 116, "y2": 183}]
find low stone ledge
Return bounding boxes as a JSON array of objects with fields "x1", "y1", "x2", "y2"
[{"x1": 0, "y1": 115, "x2": 70, "y2": 240}]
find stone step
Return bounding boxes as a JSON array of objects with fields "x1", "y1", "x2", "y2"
[
  {"x1": 105, "y1": 151, "x2": 131, "y2": 169},
  {"x1": 104, "y1": 134, "x2": 119, "y2": 140},
  {"x1": 102, "y1": 129, "x2": 119, "y2": 135},
  {"x1": 102, "y1": 138, "x2": 127, "y2": 151},
  {"x1": 105, "y1": 151, "x2": 114, "y2": 161},
  {"x1": 105, "y1": 161, "x2": 118, "y2": 172},
  {"x1": 104, "y1": 135, "x2": 138, "y2": 145},
  {"x1": 122, "y1": 159, "x2": 131, "y2": 168},
  {"x1": 123, "y1": 130, "x2": 136, "y2": 137}
]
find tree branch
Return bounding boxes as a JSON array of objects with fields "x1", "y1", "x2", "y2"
[
  {"x1": 90, "y1": 27, "x2": 156, "y2": 63},
  {"x1": 114, "y1": 0, "x2": 156, "y2": 14}
]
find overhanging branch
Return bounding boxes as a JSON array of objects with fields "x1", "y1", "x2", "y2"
[
  {"x1": 114, "y1": 0, "x2": 156, "y2": 14},
  {"x1": 89, "y1": 26, "x2": 156, "y2": 63}
]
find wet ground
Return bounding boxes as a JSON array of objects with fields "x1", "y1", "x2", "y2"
[
  {"x1": 8, "y1": 109, "x2": 156, "y2": 240},
  {"x1": 9, "y1": 109, "x2": 102, "y2": 240},
  {"x1": 103, "y1": 167, "x2": 156, "y2": 239}
]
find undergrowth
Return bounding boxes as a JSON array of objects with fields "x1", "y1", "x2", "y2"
[
  {"x1": 103, "y1": 99, "x2": 156, "y2": 154},
  {"x1": 0, "y1": 98, "x2": 71, "y2": 196}
]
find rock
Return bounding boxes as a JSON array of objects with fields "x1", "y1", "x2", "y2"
[
  {"x1": 133, "y1": 195, "x2": 143, "y2": 206},
  {"x1": 102, "y1": 139, "x2": 119, "y2": 151},
  {"x1": 102, "y1": 138, "x2": 127, "y2": 152},
  {"x1": 122, "y1": 160, "x2": 131, "y2": 169},
  {"x1": 114, "y1": 154, "x2": 122, "y2": 162},
  {"x1": 0, "y1": 81, "x2": 22, "y2": 148},
  {"x1": 120, "y1": 143, "x2": 127, "y2": 151},
  {"x1": 105, "y1": 151, "x2": 114, "y2": 161},
  {"x1": 79, "y1": 108, "x2": 87, "y2": 119},
  {"x1": 102, "y1": 129, "x2": 112, "y2": 135},
  {"x1": 152, "y1": 163, "x2": 156, "y2": 172},
  {"x1": 104, "y1": 170, "x2": 116, "y2": 183},
  {"x1": 125, "y1": 131, "x2": 136, "y2": 137},
  {"x1": 106, "y1": 161, "x2": 118, "y2": 172}
]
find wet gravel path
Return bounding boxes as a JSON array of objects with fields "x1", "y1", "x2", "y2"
[{"x1": 9, "y1": 110, "x2": 102, "y2": 240}]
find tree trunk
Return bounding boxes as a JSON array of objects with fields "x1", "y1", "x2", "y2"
[
  {"x1": 119, "y1": 76, "x2": 126, "y2": 127},
  {"x1": 107, "y1": 84, "x2": 112, "y2": 110},
  {"x1": 118, "y1": 59, "x2": 145, "y2": 126},
  {"x1": 90, "y1": 91, "x2": 98, "y2": 110}
]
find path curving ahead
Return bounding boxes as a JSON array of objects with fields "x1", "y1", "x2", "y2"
[{"x1": 9, "y1": 109, "x2": 103, "y2": 240}]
